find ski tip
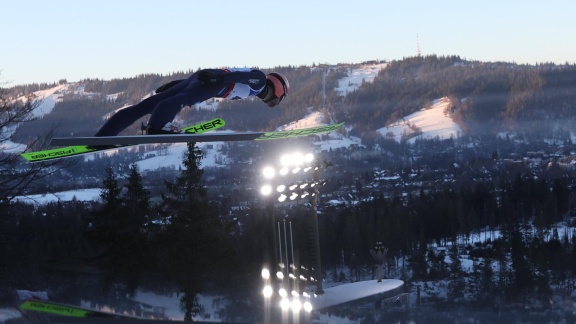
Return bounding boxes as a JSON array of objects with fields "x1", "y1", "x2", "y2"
[{"x1": 20, "y1": 146, "x2": 93, "y2": 163}]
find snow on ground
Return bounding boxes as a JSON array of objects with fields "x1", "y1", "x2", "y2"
[
  {"x1": 314, "y1": 132, "x2": 361, "y2": 152},
  {"x1": 277, "y1": 109, "x2": 359, "y2": 151},
  {"x1": 125, "y1": 279, "x2": 403, "y2": 322},
  {"x1": 0, "y1": 307, "x2": 22, "y2": 322},
  {"x1": 377, "y1": 97, "x2": 461, "y2": 143},
  {"x1": 3, "y1": 139, "x2": 31, "y2": 153},
  {"x1": 194, "y1": 98, "x2": 223, "y2": 111},
  {"x1": 311, "y1": 279, "x2": 403, "y2": 310},
  {"x1": 4, "y1": 84, "x2": 67, "y2": 152},
  {"x1": 278, "y1": 110, "x2": 325, "y2": 130},
  {"x1": 0, "y1": 135, "x2": 27, "y2": 153},
  {"x1": 13, "y1": 188, "x2": 102, "y2": 205},
  {"x1": 106, "y1": 92, "x2": 123, "y2": 101},
  {"x1": 135, "y1": 137, "x2": 233, "y2": 172},
  {"x1": 334, "y1": 62, "x2": 387, "y2": 96},
  {"x1": 24, "y1": 84, "x2": 67, "y2": 119}
]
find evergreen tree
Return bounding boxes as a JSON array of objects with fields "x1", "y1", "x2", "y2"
[
  {"x1": 123, "y1": 163, "x2": 151, "y2": 228},
  {"x1": 409, "y1": 244, "x2": 428, "y2": 281},
  {"x1": 158, "y1": 143, "x2": 231, "y2": 321},
  {"x1": 446, "y1": 246, "x2": 465, "y2": 303},
  {"x1": 509, "y1": 225, "x2": 533, "y2": 296},
  {"x1": 119, "y1": 163, "x2": 152, "y2": 287},
  {"x1": 474, "y1": 257, "x2": 496, "y2": 306},
  {"x1": 569, "y1": 238, "x2": 576, "y2": 276},
  {"x1": 90, "y1": 166, "x2": 124, "y2": 277}
]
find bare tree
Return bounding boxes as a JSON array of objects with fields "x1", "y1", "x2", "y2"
[{"x1": 0, "y1": 83, "x2": 70, "y2": 205}]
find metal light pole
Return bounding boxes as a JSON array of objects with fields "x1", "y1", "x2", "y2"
[
  {"x1": 266, "y1": 197, "x2": 278, "y2": 270},
  {"x1": 310, "y1": 165, "x2": 324, "y2": 295}
]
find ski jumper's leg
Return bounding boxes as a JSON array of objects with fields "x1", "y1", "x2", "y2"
[
  {"x1": 94, "y1": 104, "x2": 150, "y2": 136},
  {"x1": 94, "y1": 79, "x2": 190, "y2": 136},
  {"x1": 147, "y1": 74, "x2": 216, "y2": 130}
]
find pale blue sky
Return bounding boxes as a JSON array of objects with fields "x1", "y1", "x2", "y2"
[{"x1": 2, "y1": 0, "x2": 575, "y2": 86}]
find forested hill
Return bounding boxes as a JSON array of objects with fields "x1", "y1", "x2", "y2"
[
  {"x1": 8, "y1": 55, "x2": 576, "y2": 143},
  {"x1": 340, "y1": 56, "x2": 576, "y2": 141}
]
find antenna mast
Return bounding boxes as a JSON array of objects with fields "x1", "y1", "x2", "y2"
[{"x1": 416, "y1": 33, "x2": 421, "y2": 57}]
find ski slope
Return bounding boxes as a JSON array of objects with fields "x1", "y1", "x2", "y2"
[
  {"x1": 377, "y1": 97, "x2": 461, "y2": 143},
  {"x1": 334, "y1": 62, "x2": 387, "y2": 95}
]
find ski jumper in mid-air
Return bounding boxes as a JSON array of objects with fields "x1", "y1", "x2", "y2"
[{"x1": 94, "y1": 68, "x2": 289, "y2": 136}]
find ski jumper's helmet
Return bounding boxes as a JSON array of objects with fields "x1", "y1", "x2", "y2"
[{"x1": 265, "y1": 73, "x2": 289, "y2": 106}]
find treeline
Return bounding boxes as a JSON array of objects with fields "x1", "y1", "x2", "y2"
[{"x1": 6, "y1": 80, "x2": 66, "y2": 98}]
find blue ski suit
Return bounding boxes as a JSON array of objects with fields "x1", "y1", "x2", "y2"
[{"x1": 94, "y1": 68, "x2": 267, "y2": 136}]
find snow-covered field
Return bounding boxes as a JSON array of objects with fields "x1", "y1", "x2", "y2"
[
  {"x1": 0, "y1": 307, "x2": 22, "y2": 322},
  {"x1": 134, "y1": 140, "x2": 230, "y2": 172},
  {"x1": 13, "y1": 188, "x2": 102, "y2": 205}
]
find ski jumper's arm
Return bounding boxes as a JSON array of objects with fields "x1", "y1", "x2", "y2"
[{"x1": 200, "y1": 68, "x2": 267, "y2": 99}]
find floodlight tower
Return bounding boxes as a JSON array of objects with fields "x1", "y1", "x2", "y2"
[{"x1": 260, "y1": 152, "x2": 326, "y2": 296}]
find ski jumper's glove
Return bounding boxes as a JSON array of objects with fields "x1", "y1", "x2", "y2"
[{"x1": 198, "y1": 70, "x2": 224, "y2": 85}]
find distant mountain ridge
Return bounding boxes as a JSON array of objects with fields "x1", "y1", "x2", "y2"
[{"x1": 9, "y1": 56, "x2": 576, "y2": 146}]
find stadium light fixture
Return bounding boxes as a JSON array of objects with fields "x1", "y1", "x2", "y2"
[
  {"x1": 260, "y1": 185, "x2": 272, "y2": 196},
  {"x1": 263, "y1": 285, "x2": 273, "y2": 298},
  {"x1": 261, "y1": 268, "x2": 270, "y2": 280},
  {"x1": 262, "y1": 166, "x2": 275, "y2": 179}
]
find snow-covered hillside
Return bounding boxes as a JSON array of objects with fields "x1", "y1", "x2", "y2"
[
  {"x1": 2, "y1": 84, "x2": 69, "y2": 153},
  {"x1": 25, "y1": 84, "x2": 66, "y2": 118},
  {"x1": 377, "y1": 97, "x2": 461, "y2": 143},
  {"x1": 334, "y1": 62, "x2": 387, "y2": 95}
]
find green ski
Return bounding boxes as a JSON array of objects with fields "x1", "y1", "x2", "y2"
[
  {"x1": 49, "y1": 123, "x2": 345, "y2": 147},
  {"x1": 21, "y1": 118, "x2": 225, "y2": 163},
  {"x1": 20, "y1": 299, "x2": 138, "y2": 319}
]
